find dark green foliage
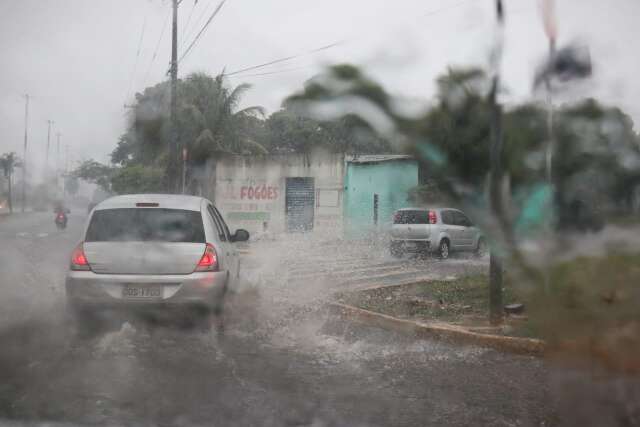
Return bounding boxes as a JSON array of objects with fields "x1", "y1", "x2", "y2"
[
  {"x1": 287, "y1": 63, "x2": 640, "y2": 222},
  {"x1": 73, "y1": 160, "x2": 114, "y2": 192},
  {"x1": 261, "y1": 109, "x2": 392, "y2": 155},
  {"x1": 110, "y1": 165, "x2": 165, "y2": 195}
]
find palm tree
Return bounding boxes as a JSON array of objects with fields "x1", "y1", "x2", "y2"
[
  {"x1": 180, "y1": 73, "x2": 267, "y2": 162},
  {"x1": 0, "y1": 152, "x2": 21, "y2": 213},
  {"x1": 117, "y1": 73, "x2": 267, "y2": 193}
]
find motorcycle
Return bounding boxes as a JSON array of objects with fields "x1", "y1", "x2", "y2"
[{"x1": 55, "y1": 211, "x2": 68, "y2": 230}]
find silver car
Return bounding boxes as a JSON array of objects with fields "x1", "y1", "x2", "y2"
[
  {"x1": 389, "y1": 208, "x2": 486, "y2": 259},
  {"x1": 65, "y1": 194, "x2": 249, "y2": 333}
]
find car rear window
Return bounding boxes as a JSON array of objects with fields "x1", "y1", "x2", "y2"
[
  {"x1": 393, "y1": 210, "x2": 429, "y2": 224},
  {"x1": 85, "y1": 208, "x2": 205, "y2": 243}
]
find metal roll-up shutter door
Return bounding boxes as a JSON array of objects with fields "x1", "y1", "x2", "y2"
[{"x1": 285, "y1": 177, "x2": 315, "y2": 232}]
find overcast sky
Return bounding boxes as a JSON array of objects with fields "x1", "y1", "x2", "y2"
[{"x1": 1, "y1": 0, "x2": 639, "y2": 179}]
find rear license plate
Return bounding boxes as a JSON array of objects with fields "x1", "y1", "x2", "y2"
[{"x1": 122, "y1": 284, "x2": 162, "y2": 299}]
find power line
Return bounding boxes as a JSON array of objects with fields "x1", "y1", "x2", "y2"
[
  {"x1": 224, "y1": 41, "x2": 342, "y2": 77},
  {"x1": 124, "y1": 15, "x2": 148, "y2": 103},
  {"x1": 180, "y1": 0, "x2": 198, "y2": 42},
  {"x1": 225, "y1": 1, "x2": 474, "y2": 79},
  {"x1": 421, "y1": 0, "x2": 470, "y2": 18},
  {"x1": 142, "y1": 11, "x2": 171, "y2": 86},
  {"x1": 181, "y1": 0, "x2": 214, "y2": 49},
  {"x1": 232, "y1": 65, "x2": 313, "y2": 79},
  {"x1": 179, "y1": 0, "x2": 226, "y2": 64}
]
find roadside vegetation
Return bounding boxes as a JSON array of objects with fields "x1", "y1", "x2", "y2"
[
  {"x1": 530, "y1": 252, "x2": 640, "y2": 372},
  {"x1": 0, "y1": 152, "x2": 20, "y2": 214},
  {"x1": 339, "y1": 275, "x2": 535, "y2": 338},
  {"x1": 341, "y1": 250, "x2": 640, "y2": 371}
]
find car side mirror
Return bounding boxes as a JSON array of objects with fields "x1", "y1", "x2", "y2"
[{"x1": 231, "y1": 229, "x2": 250, "y2": 242}]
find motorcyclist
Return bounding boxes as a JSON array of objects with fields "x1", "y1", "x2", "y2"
[{"x1": 54, "y1": 202, "x2": 69, "y2": 228}]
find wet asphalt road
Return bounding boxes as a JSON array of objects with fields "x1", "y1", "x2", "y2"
[{"x1": 0, "y1": 212, "x2": 554, "y2": 426}]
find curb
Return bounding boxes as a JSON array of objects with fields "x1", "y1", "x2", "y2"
[{"x1": 329, "y1": 302, "x2": 546, "y2": 357}]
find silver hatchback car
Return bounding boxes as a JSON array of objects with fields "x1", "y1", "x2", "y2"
[
  {"x1": 65, "y1": 194, "x2": 249, "y2": 333},
  {"x1": 389, "y1": 208, "x2": 486, "y2": 259}
]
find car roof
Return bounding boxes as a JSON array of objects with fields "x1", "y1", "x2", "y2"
[
  {"x1": 396, "y1": 207, "x2": 457, "y2": 212},
  {"x1": 94, "y1": 194, "x2": 206, "y2": 212}
]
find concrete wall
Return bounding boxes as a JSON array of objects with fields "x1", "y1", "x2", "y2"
[
  {"x1": 209, "y1": 149, "x2": 345, "y2": 237},
  {"x1": 343, "y1": 160, "x2": 418, "y2": 239}
]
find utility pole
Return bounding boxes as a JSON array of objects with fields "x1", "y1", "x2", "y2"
[
  {"x1": 542, "y1": 0, "x2": 557, "y2": 294},
  {"x1": 21, "y1": 94, "x2": 29, "y2": 213},
  {"x1": 182, "y1": 147, "x2": 187, "y2": 194},
  {"x1": 167, "y1": 0, "x2": 180, "y2": 193},
  {"x1": 46, "y1": 120, "x2": 54, "y2": 176},
  {"x1": 63, "y1": 144, "x2": 69, "y2": 201},
  {"x1": 543, "y1": 0, "x2": 557, "y2": 184},
  {"x1": 56, "y1": 132, "x2": 61, "y2": 191},
  {"x1": 488, "y1": 0, "x2": 505, "y2": 326}
]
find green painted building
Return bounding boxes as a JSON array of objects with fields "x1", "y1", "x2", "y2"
[{"x1": 343, "y1": 155, "x2": 418, "y2": 239}]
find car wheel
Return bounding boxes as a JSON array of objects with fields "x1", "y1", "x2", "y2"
[
  {"x1": 475, "y1": 238, "x2": 487, "y2": 257},
  {"x1": 193, "y1": 289, "x2": 227, "y2": 334},
  {"x1": 390, "y1": 242, "x2": 404, "y2": 258},
  {"x1": 68, "y1": 306, "x2": 102, "y2": 339},
  {"x1": 438, "y1": 239, "x2": 450, "y2": 260}
]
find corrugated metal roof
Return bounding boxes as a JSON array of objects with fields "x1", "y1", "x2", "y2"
[{"x1": 346, "y1": 154, "x2": 414, "y2": 164}]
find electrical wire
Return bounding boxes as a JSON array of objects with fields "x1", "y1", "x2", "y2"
[
  {"x1": 181, "y1": 0, "x2": 214, "y2": 49},
  {"x1": 142, "y1": 11, "x2": 171, "y2": 86},
  {"x1": 179, "y1": 0, "x2": 226, "y2": 64},
  {"x1": 421, "y1": 0, "x2": 470, "y2": 18},
  {"x1": 180, "y1": 0, "x2": 198, "y2": 42},
  {"x1": 232, "y1": 65, "x2": 313, "y2": 78},
  {"x1": 223, "y1": 1, "x2": 470, "y2": 79},
  {"x1": 224, "y1": 41, "x2": 342, "y2": 77},
  {"x1": 124, "y1": 15, "x2": 148, "y2": 103}
]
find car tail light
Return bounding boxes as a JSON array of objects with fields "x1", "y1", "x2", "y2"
[
  {"x1": 70, "y1": 243, "x2": 91, "y2": 271},
  {"x1": 195, "y1": 243, "x2": 218, "y2": 272},
  {"x1": 428, "y1": 210, "x2": 437, "y2": 224}
]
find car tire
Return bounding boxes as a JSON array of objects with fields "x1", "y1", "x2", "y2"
[
  {"x1": 390, "y1": 242, "x2": 404, "y2": 258},
  {"x1": 475, "y1": 238, "x2": 487, "y2": 257},
  {"x1": 438, "y1": 239, "x2": 450, "y2": 260},
  {"x1": 191, "y1": 289, "x2": 227, "y2": 334},
  {"x1": 68, "y1": 305, "x2": 102, "y2": 339}
]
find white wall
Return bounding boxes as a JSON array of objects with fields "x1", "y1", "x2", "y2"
[{"x1": 209, "y1": 149, "x2": 345, "y2": 237}]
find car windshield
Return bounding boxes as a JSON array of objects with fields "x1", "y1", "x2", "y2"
[
  {"x1": 393, "y1": 210, "x2": 428, "y2": 224},
  {"x1": 3, "y1": 1, "x2": 640, "y2": 426},
  {"x1": 85, "y1": 208, "x2": 205, "y2": 243}
]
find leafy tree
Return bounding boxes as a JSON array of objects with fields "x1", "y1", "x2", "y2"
[
  {"x1": 0, "y1": 152, "x2": 21, "y2": 213},
  {"x1": 110, "y1": 165, "x2": 165, "y2": 194},
  {"x1": 73, "y1": 160, "x2": 114, "y2": 192},
  {"x1": 286, "y1": 63, "x2": 640, "y2": 227},
  {"x1": 261, "y1": 109, "x2": 392, "y2": 155},
  {"x1": 181, "y1": 73, "x2": 267, "y2": 159},
  {"x1": 553, "y1": 99, "x2": 640, "y2": 221},
  {"x1": 116, "y1": 73, "x2": 267, "y2": 192}
]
